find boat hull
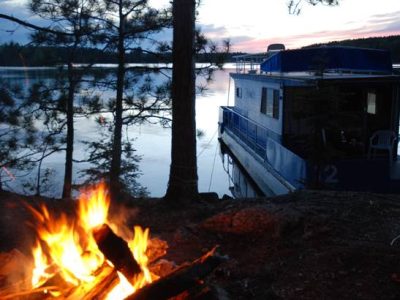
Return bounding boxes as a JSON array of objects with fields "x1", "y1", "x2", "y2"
[{"x1": 219, "y1": 127, "x2": 295, "y2": 196}]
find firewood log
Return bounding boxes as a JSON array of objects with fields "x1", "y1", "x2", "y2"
[
  {"x1": 125, "y1": 247, "x2": 226, "y2": 300},
  {"x1": 93, "y1": 224, "x2": 141, "y2": 284},
  {"x1": 55, "y1": 264, "x2": 118, "y2": 300}
]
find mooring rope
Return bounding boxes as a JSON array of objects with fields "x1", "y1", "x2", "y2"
[
  {"x1": 208, "y1": 142, "x2": 219, "y2": 192},
  {"x1": 197, "y1": 128, "x2": 218, "y2": 158}
]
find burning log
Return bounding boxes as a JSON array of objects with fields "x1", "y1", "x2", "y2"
[
  {"x1": 65, "y1": 264, "x2": 119, "y2": 300},
  {"x1": 125, "y1": 247, "x2": 226, "y2": 300},
  {"x1": 93, "y1": 224, "x2": 141, "y2": 284}
]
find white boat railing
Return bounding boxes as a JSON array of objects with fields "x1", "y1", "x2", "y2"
[
  {"x1": 233, "y1": 53, "x2": 266, "y2": 74},
  {"x1": 220, "y1": 106, "x2": 307, "y2": 188}
]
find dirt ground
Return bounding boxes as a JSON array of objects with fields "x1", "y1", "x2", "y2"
[{"x1": 1, "y1": 189, "x2": 400, "y2": 299}]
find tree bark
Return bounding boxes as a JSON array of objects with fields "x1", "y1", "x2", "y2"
[
  {"x1": 62, "y1": 61, "x2": 75, "y2": 199},
  {"x1": 164, "y1": 0, "x2": 198, "y2": 203},
  {"x1": 110, "y1": 1, "x2": 126, "y2": 198}
]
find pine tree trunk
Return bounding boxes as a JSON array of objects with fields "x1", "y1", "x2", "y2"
[
  {"x1": 164, "y1": 0, "x2": 198, "y2": 203},
  {"x1": 62, "y1": 62, "x2": 75, "y2": 199},
  {"x1": 110, "y1": 3, "x2": 125, "y2": 198}
]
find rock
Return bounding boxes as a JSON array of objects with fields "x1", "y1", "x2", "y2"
[
  {"x1": 150, "y1": 259, "x2": 177, "y2": 277},
  {"x1": 173, "y1": 226, "x2": 199, "y2": 243},
  {"x1": 147, "y1": 237, "x2": 168, "y2": 263},
  {"x1": 200, "y1": 206, "x2": 279, "y2": 235}
]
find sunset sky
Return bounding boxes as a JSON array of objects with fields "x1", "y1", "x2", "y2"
[{"x1": 1, "y1": 0, "x2": 400, "y2": 52}]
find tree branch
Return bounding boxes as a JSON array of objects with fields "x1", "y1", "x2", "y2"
[{"x1": 0, "y1": 14, "x2": 73, "y2": 36}]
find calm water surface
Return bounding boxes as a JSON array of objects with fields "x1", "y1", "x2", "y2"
[{"x1": 0, "y1": 66, "x2": 240, "y2": 198}]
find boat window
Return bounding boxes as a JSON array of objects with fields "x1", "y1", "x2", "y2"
[
  {"x1": 266, "y1": 90, "x2": 274, "y2": 117},
  {"x1": 367, "y1": 92, "x2": 376, "y2": 114},
  {"x1": 260, "y1": 87, "x2": 279, "y2": 119},
  {"x1": 260, "y1": 87, "x2": 267, "y2": 114},
  {"x1": 236, "y1": 87, "x2": 242, "y2": 98},
  {"x1": 273, "y1": 90, "x2": 279, "y2": 119}
]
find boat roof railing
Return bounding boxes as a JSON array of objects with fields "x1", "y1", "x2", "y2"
[{"x1": 233, "y1": 52, "x2": 272, "y2": 74}]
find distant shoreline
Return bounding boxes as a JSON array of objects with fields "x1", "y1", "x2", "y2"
[{"x1": 0, "y1": 63, "x2": 238, "y2": 69}]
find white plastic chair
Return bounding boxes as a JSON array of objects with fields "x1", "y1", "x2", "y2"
[{"x1": 368, "y1": 130, "x2": 397, "y2": 164}]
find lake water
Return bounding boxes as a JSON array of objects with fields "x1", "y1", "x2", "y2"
[{"x1": 0, "y1": 66, "x2": 242, "y2": 198}]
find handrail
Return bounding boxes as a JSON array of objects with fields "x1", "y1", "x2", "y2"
[
  {"x1": 234, "y1": 54, "x2": 265, "y2": 74},
  {"x1": 220, "y1": 106, "x2": 307, "y2": 189},
  {"x1": 221, "y1": 106, "x2": 270, "y2": 133},
  {"x1": 222, "y1": 106, "x2": 277, "y2": 160}
]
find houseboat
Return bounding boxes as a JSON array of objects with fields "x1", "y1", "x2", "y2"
[{"x1": 218, "y1": 46, "x2": 400, "y2": 195}]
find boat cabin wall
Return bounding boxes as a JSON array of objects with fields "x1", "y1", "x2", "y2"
[
  {"x1": 282, "y1": 81, "x2": 399, "y2": 160},
  {"x1": 233, "y1": 77, "x2": 283, "y2": 140}
]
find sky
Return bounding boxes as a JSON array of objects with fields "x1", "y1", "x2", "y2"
[{"x1": 1, "y1": 0, "x2": 400, "y2": 52}]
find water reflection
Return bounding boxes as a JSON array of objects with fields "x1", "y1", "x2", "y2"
[
  {"x1": 0, "y1": 66, "x2": 236, "y2": 198},
  {"x1": 219, "y1": 141, "x2": 265, "y2": 198}
]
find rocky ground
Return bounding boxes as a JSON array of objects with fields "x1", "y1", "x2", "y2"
[{"x1": 1, "y1": 189, "x2": 400, "y2": 299}]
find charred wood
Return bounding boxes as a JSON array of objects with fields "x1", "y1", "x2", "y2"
[
  {"x1": 93, "y1": 224, "x2": 141, "y2": 284},
  {"x1": 125, "y1": 248, "x2": 225, "y2": 300}
]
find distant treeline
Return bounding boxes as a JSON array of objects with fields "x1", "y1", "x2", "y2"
[
  {"x1": 5, "y1": 35, "x2": 399, "y2": 67},
  {"x1": 0, "y1": 42, "x2": 167, "y2": 66},
  {"x1": 305, "y1": 35, "x2": 400, "y2": 63},
  {"x1": 0, "y1": 42, "x2": 241, "y2": 66}
]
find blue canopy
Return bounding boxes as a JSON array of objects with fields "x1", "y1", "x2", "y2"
[{"x1": 260, "y1": 46, "x2": 393, "y2": 73}]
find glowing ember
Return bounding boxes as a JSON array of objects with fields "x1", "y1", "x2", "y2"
[
  {"x1": 28, "y1": 182, "x2": 155, "y2": 299},
  {"x1": 105, "y1": 271, "x2": 135, "y2": 300}
]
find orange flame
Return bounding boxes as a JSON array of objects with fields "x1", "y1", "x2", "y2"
[
  {"x1": 31, "y1": 241, "x2": 51, "y2": 288},
  {"x1": 129, "y1": 226, "x2": 158, "y2": 287},
  {"x1": 78, "y1": 182, "x2": 110, "y2": 231},
  {"x1": 30, "y1": 204, "x2": 101, "y2": 286},
  {"x1": 29, "y1": 182, "x2": 155, "y2": 298}
]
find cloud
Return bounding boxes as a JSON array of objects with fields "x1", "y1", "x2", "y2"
[
  {"x1": 366, "y1": 11, "x2": 400, "y2": 34},
  {"x1": 198, "y1": 24, "x2": 230, "y2": 44},
  {"x1": 369, "y1": 11, "x2": 400, "y2": 22},
  {"x1": 198, "y1": 24, "x2": 228, "y2": 36},
  {"x1": 229, "y1": 37, "x2": 288, "y2": 53},
  {"x1": 285, "y1": 10, "x2": 400, "y2": 48},
  {"x1": 228, "y1": 10, "x2": 400, "y2": 52}
]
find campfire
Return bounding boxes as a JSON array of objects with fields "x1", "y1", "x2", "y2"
[{"x1": 0, "y1": 183, "x2": 224, "y2": 300}]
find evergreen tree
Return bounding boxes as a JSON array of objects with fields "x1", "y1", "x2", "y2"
[
  {"x1": 0, "y1": 79, "x2": 61, "y2": 193},
  {"x1": 0, "y1": 83, "x2": 34, "y2": 190},
  {"x1": 27, "y1": 0, "x2": 101, "y2": 198},
  {"x1": 164, "y1": 0, "x2": 198, "y2": 203},
  {"x1": 90, "y1": 0, "x2": 171, "y2": 198},
  {"x1": 0, "y1": 3, "x2": 172, "y2": 198},
  {"x1": 288, "y1": 0, "x2": 339, "y2": 15},
  {"x1": 79, "y1": 118, "x2": 148, "y2": 197}
]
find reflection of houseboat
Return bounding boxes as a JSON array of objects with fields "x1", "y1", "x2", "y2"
[
  {"x1": 219, "y1": 46, "x2": 400, "y2": 195},
  {"x1": 220, "y1": 142, "x2": 265, "y2": 198}
]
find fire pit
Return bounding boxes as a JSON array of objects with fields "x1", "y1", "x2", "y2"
[{"x1": 0, "y1": 183, "x2": 223, "y2": 299}]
